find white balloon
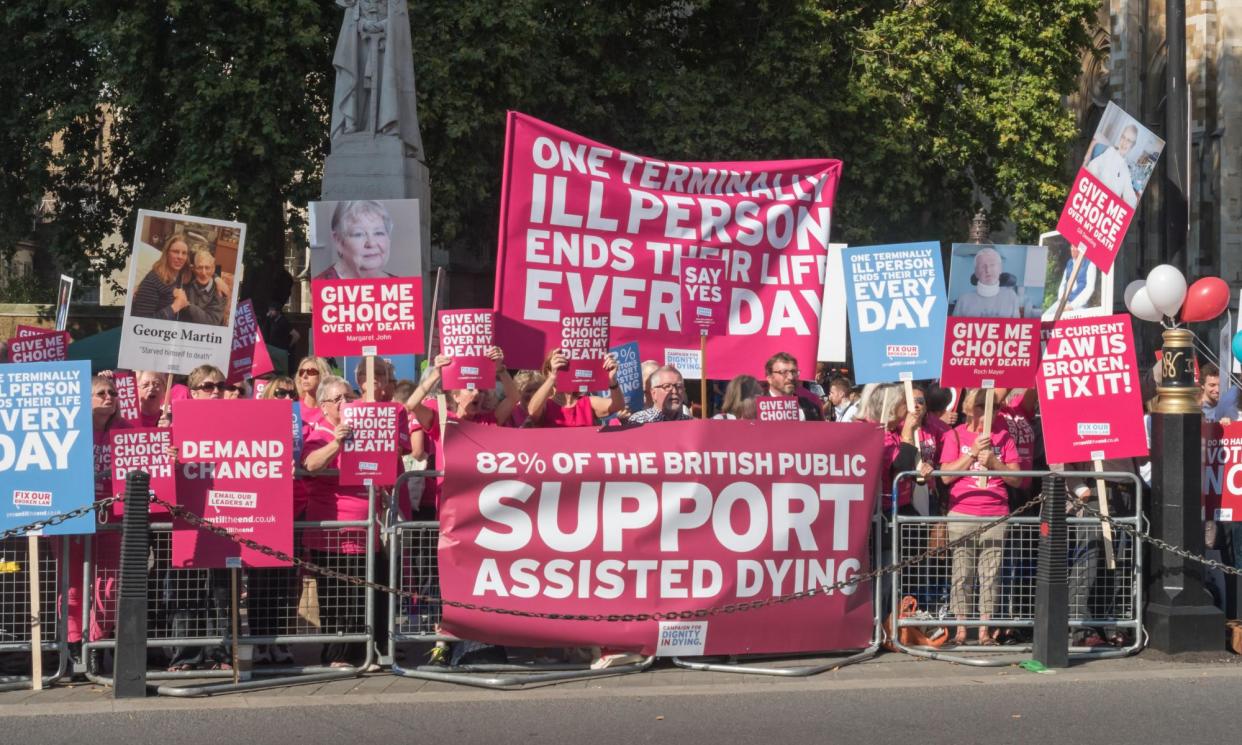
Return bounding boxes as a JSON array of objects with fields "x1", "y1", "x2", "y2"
[
  {"x1": 1123, "y1": 279, "x2": 1146, "y2": 308},
  {"x1": 1127, "y1": 286, "x2": 1164, "y2": 323},
  {"x1": 1145, "y1": 264, "x2": 1188, "y2": 318}
]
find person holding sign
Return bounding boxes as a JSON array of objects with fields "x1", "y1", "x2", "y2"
[
  {"x1": 762, "y1": 353, "x2": 823, "y2": 421},
  {"x1": 858, "y1": 384, "x2": 932, "y2": 513},
  {"x1": 526, "y1": 348, "x2": 624, "y2": 427},
  {"x1": 130, "y1": 234, "x2": 192, "y2": 321},
  {"x1": 935, "y1": 388, "x2": 1021, "y2": 646}
]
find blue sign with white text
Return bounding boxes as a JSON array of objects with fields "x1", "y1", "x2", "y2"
[
  {"x1": 0, "y1": 360, "x2": 95, "y2": 535},
  {"x1": 608, "y1": 341, "x2": 645, "y2": 412},
  {"x1": 843, "y1": 242, "x2": 947, "y2": 384}
]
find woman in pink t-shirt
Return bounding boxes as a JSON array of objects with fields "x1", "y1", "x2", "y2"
[
  {"x1": 525, "y1": 348, "x2": 624, "y2": 427},
  {"x1": 936, "y1": 388, "x2": 1021, "y2": 645}
]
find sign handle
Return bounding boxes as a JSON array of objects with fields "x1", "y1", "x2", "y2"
[
  {"x1": 978, "y1": 387, "x2": 995, "y2": 488},
  {"x1": 1051, "y1": 249, "x2": 1086, "y2": 323},
  {"x1": 230, "y1": 567, "x2": 240, "y2": 684},
  {"x1": 426, "y1": 267, "x2": 445, "y2": 358},
  {"x1": 699, "y1": 333, "x2": 707, "y2": 419},
  {"x1": 1093, "y1": 459, "x2": 1117, "y2": 570},
  {"x1": 902, "y1": 379, "x2": 922, "y2": 464},
  {"x1": 365, "y1": 356, "x2": 376, "y2": 403},
  {"x1": 28, "y1": 535, "x2": 42, "y2": 690}
]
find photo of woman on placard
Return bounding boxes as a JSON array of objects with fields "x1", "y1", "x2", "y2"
[
  {"x1": 313, "y1": 200, "x2": 398, "y2": 280},
  {"x1": 130, "y1": 234, "x2": 192, "y2": 322}
]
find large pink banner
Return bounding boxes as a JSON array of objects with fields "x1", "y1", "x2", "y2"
[
  {"x1": 1036, "y1": 315, "x2": 1147, "y2": 465},
  {"x1": 439, "y1": 420, "x2": 880, "y2": 656},
  {"x1": 493, "y1": 112, "x2": 841, "y2": 379},
  {"x1": 171, "y1": 399, "x2": 293, "y2": 568}
]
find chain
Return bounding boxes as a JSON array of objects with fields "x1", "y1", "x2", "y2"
[
  {"x1": 0, "y1": 496, "x2": 124, "y2": 541},
  {"x1": 1080, "y1": 501, "x2": 1242, "y2": 577},
  {"x1": 148, "y1": 492, "x2": 1045, "y2": 622}
]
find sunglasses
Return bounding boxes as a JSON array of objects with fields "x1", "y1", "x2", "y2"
[
  {"x1": 272, "y1": 388, "x2": 297, "y2": 399},
  {"x1": 297, "y1": 368, "x2": 320, "y2": 377},
  {"x1": 94, "y1": 390, "x2": 118, "y2": 399},
  {"x1": 193, "y1": 381, "x2": 237, "y2": 393}
]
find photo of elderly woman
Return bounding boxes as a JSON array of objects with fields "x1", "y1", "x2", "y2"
[{"x1": 309, "y1": 198, "x2": 425, "y2": 281}]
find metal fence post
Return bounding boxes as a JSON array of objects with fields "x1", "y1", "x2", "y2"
[
  {"x1": 1033, "y1": 474, "x2": 1068, "y2": 668},
  {"x1": 113, "y1": 470, "x2": 151, "y2": 699}
]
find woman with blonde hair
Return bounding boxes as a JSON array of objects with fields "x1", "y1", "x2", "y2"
[
  {"x1": 131, "y1": 234, "x2": 192, "y2": 321},
  {"x1": 525, "y1": 348, "x2": 624, "y2": 427}
]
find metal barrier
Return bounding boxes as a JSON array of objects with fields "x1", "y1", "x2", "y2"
[
  {"x1": 0, "y1": 537, "x2": 69, "y2": 691},
  {"x1": 385, "y1": 470, "x2": 654, "y2": 688},
  {"x1": 82, "y1": 473, "x2": 377, "y2": 696},
  {"x1": 890, "y1": 469, "x2": 1145, "y2": 666}
]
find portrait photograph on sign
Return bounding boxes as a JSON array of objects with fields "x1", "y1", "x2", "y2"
[
  {"x1": 1079, "y1": 102, "x2": 1163, "y2": 208},
  {"x1": 947, "y1": 243, "x2": 1047, "y2": 319},
  {"x1": 309, "y1": 198, "x2": 424, "y2": 280},
  {"x1": 1038, "y1": 231, "x2": 1114, "y2": 320},
  {"x1": 117, "y1": 210, "x2": 245, "y2": 375}
]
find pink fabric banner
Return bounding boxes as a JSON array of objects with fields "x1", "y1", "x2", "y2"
[
  {"x1": 1036, "y1": 315, "x2": 1147, "y2": 465},
  {"x1": 339, "y1": 401, "x2": 401, "y2": 486},
  {"x1": 439, "y1": 309, "x2": 495, "y2": 390},
  {"x1": 312, "y1": 277, "x2": 425, "y2": 357},
  {"x1": 438, "y1": 420, "x2": 880, "y2": 656},
  {"x1": 227, "y1": 299, "x2": 274, "y2": 383},
  {"x1": 170, "y1": 399, "x2": 294, "y2": 568},
  {"x1": 110, "y1": 428, "x2": 175, "y2": 502},
  {"x1": 940, "y1": 318, "x2": 1039, "y2": 388},
  {"x1": 493, "y1": 112, "x2": 841, "y2": 379},
  {"x1": 680, "y1": 258, "x2": 728, "y2": 337}
]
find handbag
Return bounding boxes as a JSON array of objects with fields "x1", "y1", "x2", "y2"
[{"x1": 884, "y1": 595, "x2": 948, "y2": 651}]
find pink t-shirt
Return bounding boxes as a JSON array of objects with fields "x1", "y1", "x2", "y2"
[
  {"x1": 540, "y1": 396, "x2": 596, "y2": 427},
  {"x1": 998, "y1": 404, "x2": 1036, "y2": 489},
  {"x1": 301, "y1": 419, "x2": 372, "y2": 553},
  {"x1": 936, "y1": 423, "x2": 1019, "y2": 516},
  {"x1": 883, "y1": 426, "x2": 942, "y2": 508},
  {"x1": 414, "y1": 402, "x2": 499, "y2": 509}
]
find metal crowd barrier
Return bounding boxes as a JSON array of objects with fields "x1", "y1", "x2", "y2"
[
  {"x1": 385, "y1": 470, "x2": 654, "y2": 689},
  {"x1": 81, "y1": 472, "x2": 378, "y2": 696},
  {"x1": 889, "y1": 469, "x2": 1145, "y2": 666},
  {"x1": 0, "y1": 537, "x2": 69, "y2": 691}
]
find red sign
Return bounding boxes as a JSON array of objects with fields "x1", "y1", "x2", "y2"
[
  {"x1": 757, "y1": 396, "x2": 801, "y2": 421},
  {"x1": 1036, "y1": 315, "x2": 1148, "y2": 465},
  {"x1": 680, "y1": 258, "x2": 728, "y2": 336},
  {"x1": 339, "y1": 401, "x2": 401, "y2": 486},
  {"x1": 110, "y1": 428, "x2": 175, "y2": 502},
  {"x1": 559, "y1": 313, "x2": 610, "y2": 392},
  {"x1": 227, "y1": 300, "x2": 274, "y2": 383},
  {"x1": 312, "y1": 277, "x2": 425, "y2": 357},
  {"x1": 8, "y1": 331, "x2": 69, "y2": 363},
  {"x1": 940, "y1": 318, "x2": 1039, "y2": 388},
  {"x1": 1056, "y1": 169, "x2": 1135, "y2": 275},
  {"x1": 439, "y1": 420, "x2": 880, "y2": 656},
  {"x1": 439, "y1": 309, "x2": 495, "y2": 390},
  {"x1": 1204, "y1": 422, "x2": 1242, "y2": 520},
  {"x1": 114, "y1": 371, "x2": 141, "y2": 424},
  {"x1": 170, "y1": 399, "x2": 294, "y2": 568}
]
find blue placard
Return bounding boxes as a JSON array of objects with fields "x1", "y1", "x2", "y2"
[
  {"x1": 291, "y1": 402, "x2": 304, "y2": 462},
  {"x1": 0, "y1": 360, "x2": 95, "y2": 535},
  {"x1": 843, "y1": 242, "x2": 948, "y2": 384},
  {"x1": 608, "y1": 341, "x2": 645, "y2": 412}
]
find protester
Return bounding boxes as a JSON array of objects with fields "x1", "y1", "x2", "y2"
[
  {"x1": 627, "y1": 366, "x2": 692, "y2": 424},
  {"x1": 259, "y1": 376, "x2": 298, "y2": 401},
  {"x1": 314, "y1": 200, "x2": 397, "y2": 280},
  {"x1": 295, "y1": 355, "x2": 333, "y2": 418},
  {"x1": 936, "y1": 388, "x2": 1021, "y2": 646},
  {"x1": 860, "y1": 384, "x2": 931, "y2": 514},
  {"x1": 510, "y1": 370, "x2": 545, "y2": 427},
  {"x1": 713, "y1": 375, "x2": 762, "y2": 420},
  {"x1": 525, "y1": 349, "x2": 623, "y2": 427},
  {"x1": 1201, "y1": 363, "x2": 1238, "y2": 424},
  {"x1": 640, "y1": 360, "x2": 661, "y2": 407},
  {"x1": 762, "y1": 352, "x2": 824, "y2": 421},
  {"x1": 826, "y1": 376, "x2": 857, "y2": 422},
  {"x1": 136, "y1": 370, "x2": 168, "y2": 427},
  {"x1": 131, "y1": 234, "x2": 192, "y2": 321},
  {"x1": 181, "y1": 248, "x2": 229, "y2": 326},
  {"x1": 355, "y1": 355, "x2": 398, "y2": 401},
  {"x1": 259, "y1": 269, "x2": 300, "y2": 352}
]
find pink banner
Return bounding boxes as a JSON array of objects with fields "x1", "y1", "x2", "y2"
[
  {"x1": 559, "y1": 313, "x2": 610, "y2": 392},
  {"x1": 493, "y1": 112, "x2": 840, "y2": 379},
  {"x1": 171, "y1": 399, "x2": 293, "y2": 568},
  {"x1": 756, "y1": 396, "x2": 800, "y2": 422},
  {"x1": 114, "y1": 371, "x2": 141, "y2": 424},
  {"x1": 312, "y1": 277, "x2": 425, "y2": 357},
  {"x1": 1204, "y1": 422, "x2": 1242, "y2": 520},
  {"x1": 439, "y1": 420, "x2": 880, "y2": 656},
  {"x1": 680, "y1": 258, "x2": 728, "y2": 336},
  {"x1": 8, "y1": 331, "x2": 69, "y2": 363},
  {"x1": 110, "y1": 428, "x2": 175, "y2": 501},
  {"x1": 227, "y1": 300, "x2": 274, "y2": 383},
  {"x1": 439, "y1": 309, "x2": 495, "y2": 390},
  {"x1": 17, "y1": 324, "x2": 54, "y2": 338},
  {"x1": 339, "y1": 401, "x2": 401, "y2": 486},
  {"x1": 940, "y1": 318, "x2": 1039, "y2": 388},
  {"x1": 1036, "y1": 315, "x2": 1147, "y2": 465},
  {"x1": 1055, "y1": 168, "x2": 1135, "y2": 274}
]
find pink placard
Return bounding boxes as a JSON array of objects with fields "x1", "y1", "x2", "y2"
[
  {"x1": 312, "y1": 277, "x2": 425, "y2": 357},
  {"x1": 1036, "y1": 315, "x2": 1148, "y2": 465},
  {"x1": 16, "y1": 324, "x2": 55, "y2": 338},
  {"x1": 493, "y1": 112, "x2": 840, "y2": 380},
  {"x1": 1203, "y1": 422, "x2": 1242, "y2": 520},
  {"x1": 559, "y1": 313, "x2": 610, "y2": 392},
  {"x1": 7, "y1": 331, "x2": 69, "y2": 363},
  {"x1": 439, "y1": 420, "x2": 880, "y2": 656},
  {"x1": 110, "y1": 428, "x2": 175, "y2": 502},
  {"x1": 680, "y1": 258, "x2": 728, "y2": 336},
  {"x1": 756, "y1": 396, "x2": 801, "y2": 421},
  {"x1": 339, "y1": 401, "x2": 401, "y2": 487},
  {"x1": 113, "y1": 371, "x2": 141, "y2": 424},
  {"x1": 170, "y1": 399, "x2": 294, "y2": 568},
  {"x1": 252, "y1": 378, "x2": 270, "y2": 400},
  {"x1": 939, "y1": 318, "x2": 1039, "y2": 388},
  {"x1": 439, "y1": 309, "x2": 495, "y2": 390},
  {"x1": 1055, "y1": 167, "x2": 1135, "y2": 274},
  {"x1": 227, "y1": 300, "x2": 275, "y2": 383}
]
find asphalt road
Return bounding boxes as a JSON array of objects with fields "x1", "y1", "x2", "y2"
[{"x1": 4, "y1": 669, "x2": 1241, "y2": 745}]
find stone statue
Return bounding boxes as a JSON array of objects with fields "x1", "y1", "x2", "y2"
[{"x1": 331, "y1": 0, "x2": 424, "y2": 158}]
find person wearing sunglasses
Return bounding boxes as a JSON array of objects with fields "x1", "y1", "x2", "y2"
[
  {"x1": 294, "y1": 356, "x2": 333, "y2": 424},
  {"x1": 627, "y1": 365, "x2": 692, "y2": 424},
  {"x1": 259, "y1": 376, "x2": 299, "y2": 401}
]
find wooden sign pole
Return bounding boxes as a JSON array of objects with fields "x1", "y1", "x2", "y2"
[
  {"x1": 28, "y1": 535, "x2": 42, "y2": 690},
  {"x1": 699, "y1": 333, "x2": 708, "y2": 419}
]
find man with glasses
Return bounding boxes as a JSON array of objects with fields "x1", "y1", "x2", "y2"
[
  {"x1": 628, "y1": 365, "x2": 692, "y2": 424},
  {"x1": 763, "y1": 352, "x2": 823, "y2": 421}
]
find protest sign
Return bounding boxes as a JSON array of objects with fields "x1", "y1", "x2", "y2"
[
  {"x1": 7, "y1": 331, "x2": 69, "y2": 363},
  {"x1": 559, "y1": 313, "x2": 610, "y2": 392},
  {"x1": 817, "y1": 244, "x2": 848, "y2": 363},
  {"x1": 110, "y1": 428, "x2": 175, "y2": 501},
  {"x1": 439, "y1": 309, "x2": 495, "y2": 390},
  {"x1": 493, "y1": 112, "x2": 840, "y2": 380},
  {"x1": 55, "y1": 274, "x2": 73, "y2": 331},
  {"x1": 117, "y1": 210, "x2": 246, "y2": 375},
  {"x1": 1038, "y1": 231, "x2": 1113, "y2": 321},
  {"x1": 339, "y1": 401, "x2": 401, "y2": 486},
  {"x1": 842, "y1": 242, "x2": 947, "y2": 383},
  {"x1": 171, "y1": 399, "x2": 293, "y2": 568},
  {"x1": 312, "y1": 277, "x2": 425, "y2": 357},
  {"x1": 16, "y1": 325, "x2": 54, "y2": 338},
  {"x1": 0, "y1": 360, "x2": 94, "y2": 535},
  {"x1": 680, "y1": 258, "x2": 728, "y2": 336},
  {"x1": 1056, "y1": 102, "x2": 1164, "y2": 273},
  {"x1": 608, "y1": 341, "x2": 644, "y2": 412},
  {"x1": 114, "y1": 371, "x2": 141, "y2": 424},
  {"x1": 1204, "y1": 422, "x2": 1242, "y2": 521},
  {"x1": 253, "y1": 378, "x2": 270, "y2": 399},
  {"x1": 940, "y1": 318, "x2": 1040, "y2": 388},
  {"x1": 1036, "y1": 315, "x2": 1147, "y2": 464},
  {"x1": 757, "y1": 396, "x2": 801, "y2": 422},
  {"x1": 227, "y1": 299, "x2": 274, "y2": 383},
  {"x1": 439, "y1": 420, "x2": 880, "y2": 656},
  {"x1": 664, "y1": 347, "x2": 702, "y2": 379}
]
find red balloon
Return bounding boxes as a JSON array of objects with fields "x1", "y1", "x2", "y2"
[{"x1": 1181, "y1": 277, "x2": 1231, "y2": 322}]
